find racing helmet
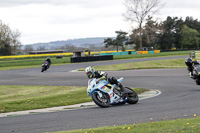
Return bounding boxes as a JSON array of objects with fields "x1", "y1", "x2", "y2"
[
  {"x1": 85, "y1": 66, "x2": 95, "y2": 79},
  {"x1": 185, "y1": 57, "x2": 193, "y2": 66}
]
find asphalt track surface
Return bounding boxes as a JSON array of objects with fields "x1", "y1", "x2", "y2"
[{"x1": 1, "y1": 56, "x2": 200, "y2": 133}]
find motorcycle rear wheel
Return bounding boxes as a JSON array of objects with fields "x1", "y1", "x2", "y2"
[
  {"x1": 196, "y1": 78, "x2": 200, "y2": 85},
  {"x1": 92, "y1": 92, "x2": 110, "y2": 108},
  {"x1": 125, "y1": 87, "x2": 138, "y2": 104}
]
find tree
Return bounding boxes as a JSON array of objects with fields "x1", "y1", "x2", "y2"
[
  {"x1": 129, "y1": 16, "x2": 160, "y2": 50},
  {"x1": 184, "y1": 17, "x2": 200, "y2": 33},
  {"x1": 158, "y1": 16, "x2": 177, "y2": 50},
  {"x1": 143, "y1": 16, "x2": 160, "y2": 49},
  {"x1": 104, "y1": 30, "x2": 128, "y2": 52},
  {"x1": 129, "y1": 28, "x2": 140, "y2": 50},
  {"x1": 104, "y1": 37, "x2": 115, "y2": 50},
  {"x1": 63, "y1": 44, "x2": 77, "y2": 52},
  {"x1": 180, "y1": 25, "x2": 200, "y2": 49},
  {"x1": 0, "y1": 20, "x2": 21, "y2": 55},
  {"x1": 37, "y1": 46, "x2": 46, "y2": 51},
  {"x1": 115, "y1": 30, "x2": 129, "y2": 51},
  {"x1": 173, "y1": 17, "x2": 184, "y2": 49},
  {"x1": 124, "y1": 0, "x2": 165, "y2": 50},
  {"x1": 24, "y1": 45, "x2": 34, "y2": 54},
  {"x1": 11, "y1": 29, "x2": 21, "y2": 55}
]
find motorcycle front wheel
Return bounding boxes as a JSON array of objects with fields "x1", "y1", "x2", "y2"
[
  {"x1": 125, "y1": 87, "x2": 138, "y2": 104},
  {"x1": 92, "y1": 92, "x2": 110, "y2": 108},
  {"x1": 41, "y1": 67, "x2": 45, "y2": 72}
]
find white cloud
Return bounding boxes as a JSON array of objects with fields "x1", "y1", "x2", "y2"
[
  {"x1": 0, "y1": 0, "x2": 199, "y2": 44},
  {"x1": 159, "y1": 0, "x2": 200, "y2": 19},
  {"x1": 0, "y1": 0, "x2": 128, "y2": 44}
]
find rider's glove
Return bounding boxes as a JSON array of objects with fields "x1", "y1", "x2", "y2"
[{"x1": 100, "y1": 76, "x2": 106, "y2": 80}]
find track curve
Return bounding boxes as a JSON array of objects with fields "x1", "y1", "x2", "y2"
[{"x1": 1, "y1": 56, "x2": 200, "y2": 133}]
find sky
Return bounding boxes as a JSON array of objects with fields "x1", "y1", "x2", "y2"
[{"x1": 0, "y1": 0, "x2": 199, "y2": 45}]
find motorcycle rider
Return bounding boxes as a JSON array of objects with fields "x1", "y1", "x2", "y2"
[
  {"x1": 185, "y1": 57, "x2": 199, "y2": 78},
  {"x1": 85, "y1": 66, "x2": 125, "y2": 96},
  {"x1": 44, "y1": 57, "x2": 51, "y2": 68}
]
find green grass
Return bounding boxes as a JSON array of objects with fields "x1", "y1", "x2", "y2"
[
  {"x1": 0, "y1": 85, "x2": 146, "y2": 113},
  {"x1": 0, "y1": 56, "x2": 71, "y2": 70},
  {"x1": 51, "y1": 117, "x2": 200, "y2": 133},
  {"x1": 90, "y1": 58, "x2": 186, "y2": 71},
  {"x1": 0, "y1": 51, "x2": 189, "y2": 70}
]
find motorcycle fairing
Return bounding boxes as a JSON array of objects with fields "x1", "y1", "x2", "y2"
[
  {"x1": 193, "y1": 64, "x2": 200, "y2": 78},
  {"x1": 87, "y1": 78, "x2": 127, "y2": 104}
]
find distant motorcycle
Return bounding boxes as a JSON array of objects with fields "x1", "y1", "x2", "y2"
[
  {"x1": 87, "y1": 77, "x2": 138, "y2": 108},
  {"x1": 41, "y1": 61, "x2": 49, "y2": 72}
]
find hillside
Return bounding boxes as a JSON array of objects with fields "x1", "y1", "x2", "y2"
[{"x1": 21, "y1": 37, "x2": 113, "y2": 50}]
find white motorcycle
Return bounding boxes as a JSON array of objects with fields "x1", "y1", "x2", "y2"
[{"x1": 87, "y1": 77, "x2": 138, "y2": 108}]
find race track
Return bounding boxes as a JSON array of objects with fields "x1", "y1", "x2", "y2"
[{"x1": 1, "y1": 56, "x2": 200, "y2": 133}]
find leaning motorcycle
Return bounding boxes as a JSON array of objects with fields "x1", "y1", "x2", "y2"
[
  {"x1": 41, "y1": 61, "x2": 49, "y2": 72},
  {"x1": 185, "y1": 58, "x2": 200, "y2": 85},
  {"x1": 87, "y1": 77, "x2": 138, "y2": 108},
  {"x1": 192, "y1": 64, "x2": 200, "y2": 85}
]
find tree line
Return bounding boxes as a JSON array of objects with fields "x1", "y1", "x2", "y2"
[
  {"x1": 1, "y1": 16, "x2": 200, "y2": 56},
  {"x1": 105, "y1": 0, "x2": 200, "y2": 51},
  {"x1": 0, "y1": 20, "x2": 21, "y2": 55},
  {"x1": 104, "y1": 16, "x2": 200, "y2": 51},
  {"x1": 1, "y1": 0, "x2": 199, "y2": 55}
]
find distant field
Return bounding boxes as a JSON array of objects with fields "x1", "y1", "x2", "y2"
[{"x1": 0, "y1": 51, "x2": 190, "y2": 70}]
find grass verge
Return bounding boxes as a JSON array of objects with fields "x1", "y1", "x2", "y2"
[
  {"x1": 0, "y1": 57, "x2": 70, "y2": 70},
  {"x1": 0, "y1": 85, "x2": 146, "y2": 113},
  {"x1": 88, "y1": 58, "x2": 186, "y2": 71},
  {"x1": 51, "y1": 117, "x2": 200, "y2": 133}
]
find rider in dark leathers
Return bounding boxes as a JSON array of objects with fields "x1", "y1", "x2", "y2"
[{"x1": 185, "y1": 57, "x2": 199, "y2": 78}]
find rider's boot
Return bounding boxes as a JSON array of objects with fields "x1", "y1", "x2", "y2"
[
  {"x1": 116, "y1": 82, "x2": 126, "y2": 99},
  {"x1": 110, "y1": 77, "x2": 126, "y2": 98},
  {"x1": 189, "y1": 72, "x2": 195, "y2": 79}
]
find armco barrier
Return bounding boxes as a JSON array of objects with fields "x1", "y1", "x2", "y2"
[
  {"x1": 70, "y1": 55, "x2": 113, "y2": 63},
  {"x1": 154, "y1": 50, "x2": 160, "y2": 53},
  {"x1": 112, "y1": 52, "x2": 120, "y2": 56},
  {"x1": 121, "y1": 51, "x2": 129, "y2": 55},
  {"x1": 101, "y1": 51, "x2": 129, "y2": 56},
  {"x1": 131, "y1": 51, "x2": 137, "y2": 54},
  {"x1": 100, "y1": 50, "x2": 160, "y2": 56},
  {"x1": 141, "y1": 51, "x2": 149, "y2": 54},
  {"x1": 148, "y1": 51, "x2": 154, "y2": 54},
  {"x1": 101, "y1": 53, "x2": 112, "y2": 56},
  {"x1": 137, "y1": 51, "x2": 142, "y2": 54}
]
